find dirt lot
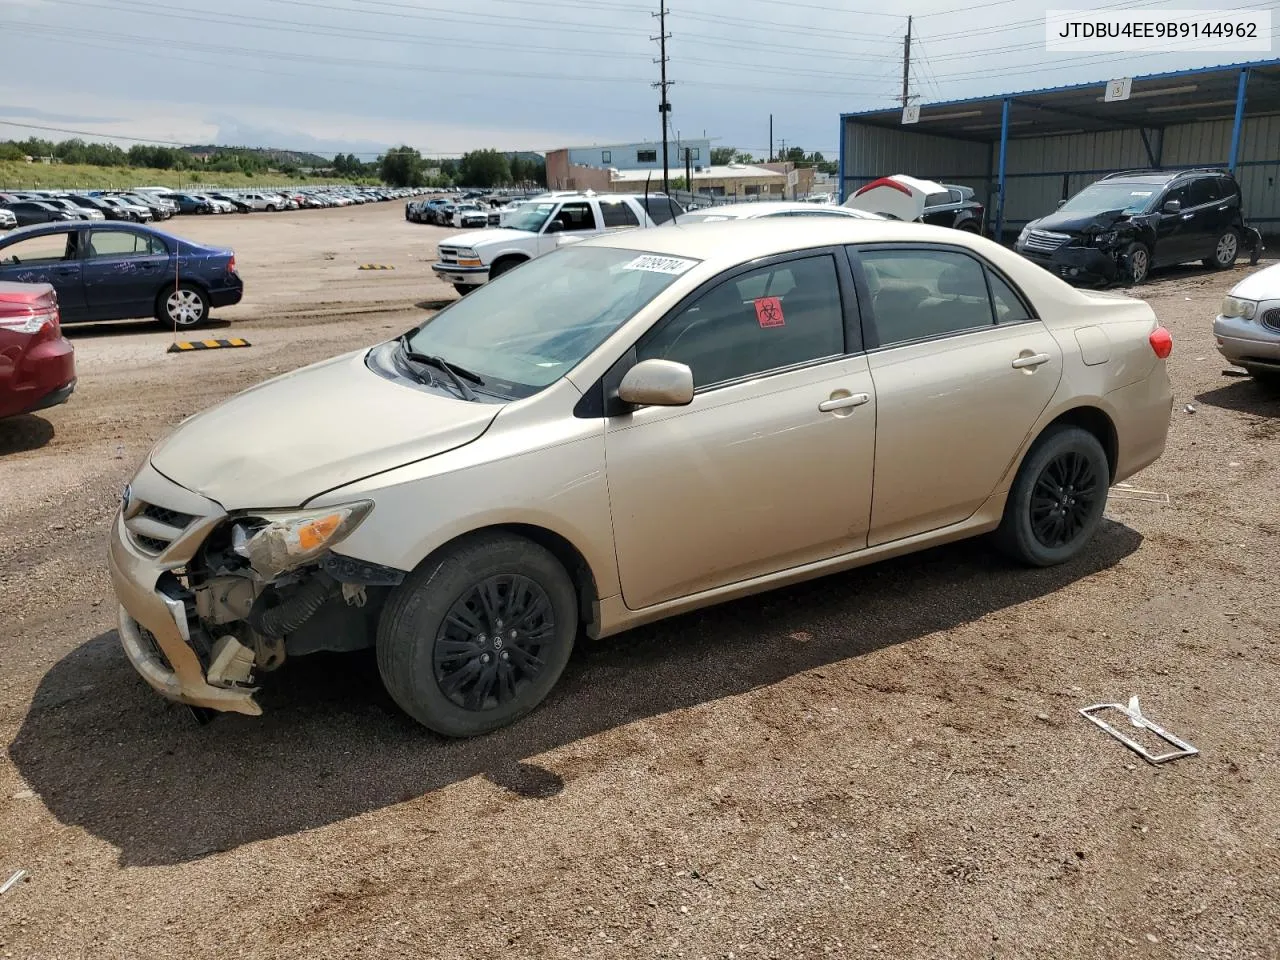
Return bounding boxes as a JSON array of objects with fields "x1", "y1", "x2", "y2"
[{"x1": 1, "y1": 203, "x2": 1278, "y2": 960}]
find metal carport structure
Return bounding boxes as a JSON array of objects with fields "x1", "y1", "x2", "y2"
[{"x1": 838, "y1": 59, "x2": 1280, "y2": 241}]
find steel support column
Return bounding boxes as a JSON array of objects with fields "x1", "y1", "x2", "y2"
[
  {"x1": 1228, "y1": 68, "x2": 1249, "y2": 173},
  {"x1": 996, "y1": 98, "x2": 1010, "y2": 243}
]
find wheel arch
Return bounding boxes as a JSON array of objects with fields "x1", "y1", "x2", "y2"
[
  {"x1": 489, "y1": 252, "x2": 531, "y2": 272},
  {"x1": 414, "y1": 523, "x2": 602, "y2": 636},
  {"x1": 1033, "y1": 405, "x2": 1119, "y2": 483}
]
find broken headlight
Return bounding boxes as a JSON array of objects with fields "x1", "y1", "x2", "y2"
[
  {"x1": 231, "y1": 501, "x2": 374, "y2": 580},
  {"x1": 1220, "y1": 295, "x2": 1257, "y2": 320},
  {"x1": 1093, "y1": 231, "x2": 1120, "y2": 247}
]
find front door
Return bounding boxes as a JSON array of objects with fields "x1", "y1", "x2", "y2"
[
  {"x1": 0, "y1": 229, "x2": 87, "y2": 319},
  {"x1": 81, "y1": 229, "x2": 171, "y2": 320},
  {"x1": 605, "y1": 252, "x2": 876, "y2": 609},
  {"x1": 1152, "y1": 184, "x2": 1197, "y2": 266},
  {"x1": 852, "y1": 245, "x2": 1062, "y2": 545},
  {"x1": 537, "y1": 200, "x2": 599, "y2": 256}
]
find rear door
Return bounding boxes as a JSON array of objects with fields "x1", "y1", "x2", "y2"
[
  {"x1": 850, "y1": 244, "x2": 1062, "y2": 546},
  {"x1": 1186, "y1": 176, "x2": 1230, "y2": 259},
  {"x1": 0, "y1": 229, "x2": 87, "y2": 318},
  {"x1": 81, "y1": 229, "x2": 170, "y2": 320}
]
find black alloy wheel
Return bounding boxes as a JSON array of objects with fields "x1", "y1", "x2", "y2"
[{"x1": 1029, "y1": 450, "x2": 1102, "y2": 549}]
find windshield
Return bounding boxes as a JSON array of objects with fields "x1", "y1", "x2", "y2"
[
  {"x1": 1060, "y1": 182, "x2": 1158, "y2": 215},
  {"x1": 404, "y1": 245, "x2": 697, "y2": 398},
  {"x1": 506, "y1": 202, "x2": 556, "y2": 233}
]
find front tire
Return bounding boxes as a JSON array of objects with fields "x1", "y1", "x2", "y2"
[
  {"x1": 1125, "y1": 242, "x2": 1150, "y2": 285},
  {"x1": 377, "y1": 533, "x2": 578, "y2": 737},
  {"x1": 994, "y1": 425, "x2": 1109, "y2": 567},
  {"x1": 453, "y1": 283, "x2": 475, "y2": 296},
  {"x1": 1205, "y1": 229, "x2": 1240, "y2": 270},
  {"x1": 155, "y1": 283, "x2": 210, "y2": 329}
]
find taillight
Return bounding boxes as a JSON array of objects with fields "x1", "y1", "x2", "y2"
[
  {"x1": 227, "y1": 255, "x2": 237, "y2": 274},
  {"x1": 0, "y1": 306, "x2": 57, "y2": 334},
  {"x1": 1149, "y1": 326, "x2": 1173, "y2": 359}
]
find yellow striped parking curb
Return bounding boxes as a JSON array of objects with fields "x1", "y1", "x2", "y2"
[
  {"x1": 167, "y1": 338, "x2": 252, "y2": 353},
  {"x1": 358, "y1": 264, "x2": 395, "y2": 270}
]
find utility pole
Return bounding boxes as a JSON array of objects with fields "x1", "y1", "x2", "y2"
[
  {"x1": 901, "y1": 15, "x2": 913, "y2": 109},
  {"x1": 684, "y1": 146, "x2": 692, "y2": 196},
  {"x1": 768, "y1": 114, "x2": 773, "y2": 162},
  {"x1": 652, "y1": 4, "x2": 673, "y2": 194}
]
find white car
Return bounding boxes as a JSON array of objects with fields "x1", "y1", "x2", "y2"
[
  {"x1": 498, "y1": 191, "x2": 583, "y2": 228},
  {"x1": 674, "y1": 201, "x2": 885, "y2": 225},
  {"x1": 451, "y1": 203, "x2": 488, "y2": 229},
  {"x1": 432, "y1": 193, "x2": 670, "y2": 295},
  {"x1": 194, "y1": 194, "x2": 235, "y2": 214},
  {"x1": 1215, "y1": 261, "x2": 1280, "y2": 385}
]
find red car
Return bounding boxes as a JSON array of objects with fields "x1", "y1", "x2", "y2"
[{"x1": 0, "y1": 282, "x2": 76, "y2": 420}]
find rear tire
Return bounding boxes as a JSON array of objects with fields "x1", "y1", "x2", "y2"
[
  {"x1": 994, "y1": 425, "x2": 1109, "y2": 567},
  {"x1": 1204, "y1": 229, "x2": 1240, "y2": 270},
  {"x1": 377, "y1": 533, "x2": 578, "y2": 737},
  {"x1": 155, "y1": 283, "x2": 210, "y2": 329}
]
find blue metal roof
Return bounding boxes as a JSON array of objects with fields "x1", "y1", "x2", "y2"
[{"x1": 840, "y1": 58, "x2": 1280, "y2": 120}]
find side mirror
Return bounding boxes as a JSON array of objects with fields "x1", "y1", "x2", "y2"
[
  {"x1": 616, "y1": 359, "x2": 694, "y2": 408},
  {"x1": 1057, "y1": 199, "x2": 1067, "y2": 208},
  {"x1": 1162, "y1": 199, "x2": 1182, "y2": 214},
  {"x1": 544, "y1": 220, "x2": 563, "y2": 234}
]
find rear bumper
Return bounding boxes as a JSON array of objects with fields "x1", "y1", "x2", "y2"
[
  {"x1": 2, "y1": 335, "x2": 76, "y2": 419},
  {"x1": 1213, "y1": 314, "x2": 1280, "y2": 365},
  {"x1": 1016, "y1": 243, "x2": 1117, "y2": 285},
  {"x1": 209, "y1": 277, "x2": 244, "y2": 308}
]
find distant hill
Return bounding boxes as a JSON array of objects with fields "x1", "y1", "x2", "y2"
[
  {"x1": 505, "y1": 151, "x2": 545, "y2": 164},
  {"x1": 181, "y1": 145, "x2": 331, "y2": 167}
]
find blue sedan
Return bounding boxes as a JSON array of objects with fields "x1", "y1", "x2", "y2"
[{"x1": 0, "y1": 222, "x2": 242, "y2": 328}]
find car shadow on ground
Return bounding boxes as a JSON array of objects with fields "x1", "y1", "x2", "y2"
[
  {"x1": 9, "y1": 522, "x2": 1142, "y2": 867},
  {"x1": 0, "y1": 413, "x2": 55, "y2": 455},
  {"x1": 63, "y1": 318, "x2": 233, "y2": 340},
  {"x1": 414, "y1": 298, "x2": 455, "y2": 311},
  {"x1": 1195, "y1": 378, "x2": 1280, "y2": 417}
]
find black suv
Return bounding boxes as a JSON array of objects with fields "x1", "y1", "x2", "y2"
[{"x1": 1015, "y1": 168, "x2": 1263, "y2": 286}]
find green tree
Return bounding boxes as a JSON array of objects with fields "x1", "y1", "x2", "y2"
[
  {"x1": 710, "y1": 146, "x2": 736, "y2": 165},
  {"x1": 380, "y1": 145, "x2": 426, "y2": 187},
  {"x1": 458, "y1": 149, "x2": 511, "y2": 188},
  {"x1": 733, "y1": 152, "x2": 756, "y2": 164}
]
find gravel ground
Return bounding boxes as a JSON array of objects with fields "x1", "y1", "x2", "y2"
[{"x1": 1, "y1": 203, "x2": 1277, "y2": 960}]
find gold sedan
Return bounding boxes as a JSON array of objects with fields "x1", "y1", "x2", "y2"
[{"x1": 108, "y1": 219, "x2": 1173, "y2": 735}]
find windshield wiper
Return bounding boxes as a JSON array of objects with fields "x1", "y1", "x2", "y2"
[{"x1": 397, "y1": 335, "x2": 480, "y2": 401}]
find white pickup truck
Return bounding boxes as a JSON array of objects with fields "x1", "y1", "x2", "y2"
[{"x1": 431, "y1": 193, "x2": 682, "y2": 294}]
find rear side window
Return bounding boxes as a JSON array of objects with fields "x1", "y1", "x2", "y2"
[
  {"x1": 640, "y1": 196, "x2": 681, "y2": 224},
  {"x1": 599, "y1": 199, "x2": 640, "y2": 228},
  {"x1": 87, "y1": 231, "x2": 161, "y2": 258},
  {"x1": 638, "y1": 255, "x2": 845, "y2": 388},
  {"x1": 858, "y1": 248, "x2": 995, "y2": 345},
  {"x1": 988, "y1": 271, "x2": 1031, "y2": 324},
  {"x1": 925, "y1": 192, "x2": 952, "y2": 207}
]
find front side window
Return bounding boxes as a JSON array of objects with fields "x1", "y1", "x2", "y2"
[
  {"x1": 550, "y1": 201, "x2": 597, "y2": 232},
  {"x1": 404, "y1": 246, "x2": 696, "y2": 398},
  {"x1": 507, "y1": 201, "x2": 556, "y2": 233},
  {"x1": 859, "y1": 249, "x2": 995, "y2": 345},
  {"x1": 0, "y1": 232, "x2": 76, "y2": 265},
  {"x1": 599, "y1": 199, "x2": 639, "y2": 228},
  {"x1": 638, "y1": 255, "x2": 845, "y2": 388}
]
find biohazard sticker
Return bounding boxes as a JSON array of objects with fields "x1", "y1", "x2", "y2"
[
  {"x1": 622, "y1": 254, "x2": 698, "y2": 275},
  {"x1": 754, "y1": 296, "x2": 785, "y2": 328}
]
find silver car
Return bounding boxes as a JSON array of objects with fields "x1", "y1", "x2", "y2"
[{"x1": 1215, "y1": 262, "x2": 1280, "y2": 384}]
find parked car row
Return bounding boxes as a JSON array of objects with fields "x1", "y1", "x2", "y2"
[{"x1": 1, "y1": 186, "x2": 424, "y2": 229}]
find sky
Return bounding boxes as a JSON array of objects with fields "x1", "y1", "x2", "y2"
[{"x1": 0, "y1": 0, "x2": 1273, "y2": 160}]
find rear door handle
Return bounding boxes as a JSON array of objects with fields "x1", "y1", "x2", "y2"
[
  {"x1": 1012, "y1": 353, "x2": 1052, "y2": 370},
  {"x1": 818, "y1": 393, "x2": 870, "y2": 413}
]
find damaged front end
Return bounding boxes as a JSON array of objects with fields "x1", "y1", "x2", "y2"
[
  {"x1": 108, "y1": 465, "x2": 404, "y2": 717},
  {"x1": 1018, "y1": 210, "x2": 1145, "y2": 288}
]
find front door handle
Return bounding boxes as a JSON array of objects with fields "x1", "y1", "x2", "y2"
[
  {"x1": 818, "y1": 392, "x2": 870, "y2": 413},
  {"x1": 1181, "y1": 213, "x2": 1194, "y2": 220},
  {"x1": 1012, "y1": 353, "x2": 1052, "y2": 370}
]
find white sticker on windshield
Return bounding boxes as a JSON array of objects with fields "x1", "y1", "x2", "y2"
[
  {"x1": 1130, "y1": 191, "x2": 1154, "y2": 197},
  {"x1": 623, "y1": 254, "x2": 698, "y2": 275}
]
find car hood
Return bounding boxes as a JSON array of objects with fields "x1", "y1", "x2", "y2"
[
  {"x1": 451, "y1": 227, "x2": 535, "y2": 248},
  {"x1": 1027, "y1": 208, "x2": 1132, "y2": 234},
  {"x1": 1229, "y1": 260, "x2": 1280, "y2": 300},
  {"x1": 149, "y1": 348, "x2": 501, "y2": 509}
]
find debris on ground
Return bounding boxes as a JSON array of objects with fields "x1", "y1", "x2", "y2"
[
  {"x1": 1184, "y1": 403, "x2": 1197, "y2": 414},
  {"x1": 0, "y1": 870, "x2": 28, "y2": 896},
  {"x1": 1079, "y1": 696, "x2": 1199, "y2": 764}
]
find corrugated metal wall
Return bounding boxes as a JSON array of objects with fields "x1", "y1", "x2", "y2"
[{"x1": 842, "y1": 113, "x2": 1280, "y2": 231}]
